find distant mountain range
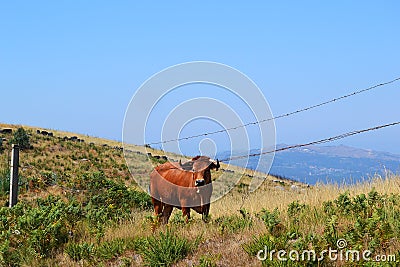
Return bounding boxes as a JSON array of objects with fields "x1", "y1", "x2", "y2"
[{"x1": 217, "y1": 144, "x2": 400, "y2": 185}]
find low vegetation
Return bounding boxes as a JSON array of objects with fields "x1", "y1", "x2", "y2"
[{"x1": 0, "y1": 124, "x2": 399, "y2": 266}]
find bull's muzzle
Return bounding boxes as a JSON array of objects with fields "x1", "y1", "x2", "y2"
[{"x1": 195, "y1": 179, "x2": 205, "y2": 187}]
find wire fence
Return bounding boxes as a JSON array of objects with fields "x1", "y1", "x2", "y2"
[
  {"x1": 220, "y1": 121, "x2": 400, "y2": 162},
  {"x1": 1, "y1": 76, "x2": 399, "y2": 192},
  {"x1": 148, "y1": 76, "x2": 400, "y2": 146}
]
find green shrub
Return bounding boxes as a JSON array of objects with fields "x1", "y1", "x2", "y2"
[
  {"x1": 0, "y1": 196, "x2": 85, "y2": 264},
  {"x1": 134, "y1": 230, "x2": 200, "y2": 267},
  {"x1": 95, "y1": 238, "x2": 135, "y2": 260},
  {"x1": 197, "y1": 253, "x2": 221, "y2": 267},
  {"x1": 40, "y1": 171, "x2": 57, "y2": 186},
  {"x1": 320, "y1": 189, "x2": 399, "y2": 253},
  {"x1": 18, "y1": 198, "x2": 78, "y2": 257},
  {"x1": 334, "y1": 191, "x2": 353, "y2": 215},
  {"x1": 150, "y1": 157, "x2": 168, "y2": 165},
  {"x1": 65, "y1": 242, "x2": 94, "y2": 262},
  {"x1": 69, "y1": 172, "x2": 152, "y2": 210},
  {"x1": 11, "y1": 127, "x2": 30, "y2": 150},
  {"x1": 0, "y1": 239, "x2": 20, "y2": 266},
  {"x1": 214, "y1": 213, "x2": 253, "y2": 234},
  {"x1": 287, "y1": 201, "x2": 307, "y2": 218},
  {"x1": 59, "y1": 171, "x2": 152, "y2": 238},
  {"x1": 170, "y1": 210, "x2": 186, "y2": 225},
  {"x1": 65, "y1": 238, "x2": 136, "y2": 263},
  {"x1": 85, "y1": 176, "x2": 152, "y2": 229},
  {"x1": 352, "y1": 193, "x2": 368, "y2": 217},
  {"x1": 129, "y1": 188, "x2": 153, "y2": 210},
  {"x1": 257, "y1": 208, "x2": 281, "y2": 234}
]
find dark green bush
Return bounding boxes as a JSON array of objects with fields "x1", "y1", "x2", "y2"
[
  {"x1": 67, "y1": 172, "x2": 151, "y2": 210},
  {"x1": 84, "y1": 173, "x2": 152, "y2": 233},
  {"x1": 0, "y1": 239, "x2": 20, "y2": 266},
  {"x1": 11, "y1": 127, "x2": 30, "y2": 150},
  {"x1": 95, "y1": 238, "x2": 135, "y2": 260},
  {"x1": 287, "y1": 201, "x2": 307, "y2": 218},
  {"x1": 0, "y1": 196, "x2": 85, "y2": 265},
  {"x1": 334, "y1": 191, "x2": 353, "y2": 215},
  {"x1": 320, "y1": 189, "x2": 399, "y2": 253},
  {"x1": 65, "y1": 242, "x2": 94, "y2": 262},
  {"x1": 257, "y1": 208, "x2": 281, "y2": 233},
  {"x1": 214, "y1": 213, "x2": 253, "y2": 234}
]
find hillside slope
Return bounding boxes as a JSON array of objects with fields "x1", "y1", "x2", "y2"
[
  {"x1": 0, "y1": 123, "x2": 301, "y2": 201},
  {"x1": 0, "y1": 124, "x2": 400, "y2": 266}
]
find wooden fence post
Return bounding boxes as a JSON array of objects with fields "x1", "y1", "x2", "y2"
[{"x1": 9, "y1": 144, "x2": 19, "y2": 208}]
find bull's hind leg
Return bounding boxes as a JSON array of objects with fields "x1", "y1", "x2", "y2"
[
  {"x1": 151, "y1": 198, "x2": 164, "y2": 232},
  {"x1": 152, "y1": 198, "x2": 163, "y2": 221}
]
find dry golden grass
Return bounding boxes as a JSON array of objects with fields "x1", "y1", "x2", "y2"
[
  {"x1": 215, "y1": 174, "x2": 400, "y2": 216},
  {"x1": 94, "y1": 174, "x2": 400, "y2": 267}
]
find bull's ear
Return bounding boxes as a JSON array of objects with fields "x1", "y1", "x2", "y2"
[
  {"x1": 215, "y1": 159, "x2": 220, "y2": 171},
  {"x1": 209, "y1": 159, "x2": 220, "y2": 170}
]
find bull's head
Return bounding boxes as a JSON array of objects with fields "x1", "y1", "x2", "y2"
[
  {"x1": 190, "y1": 156, "x2": 219, "y2": 189},
  {"x1": 191, "y1": 156, "x2": 219, "y2": 171}
]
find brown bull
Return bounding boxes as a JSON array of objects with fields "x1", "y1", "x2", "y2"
[{"x1": 150, "y1": 156, "x2": 219, "y2": 223}]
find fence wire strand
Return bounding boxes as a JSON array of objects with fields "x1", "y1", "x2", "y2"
[
  {"x1": 220, "y1": 121, "x2": 400, "y2": 162},
  {"x1": 148, "y1": 76, "x2": 400, "y2": 146}
]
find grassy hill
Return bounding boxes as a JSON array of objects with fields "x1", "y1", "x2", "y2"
[{"x1": 0, "y1": 124, "x2": 399, "y2": 266}]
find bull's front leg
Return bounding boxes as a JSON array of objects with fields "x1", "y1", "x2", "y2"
[
  {"x1": 202, "y1": 203, "x2": 210, "y2": 222},
  {"x1": 182, "y1": 207, "x2": 191, "y2": 223},
  {"x1": 179, "y1": 198, "x2": 191, "y2": 223}
]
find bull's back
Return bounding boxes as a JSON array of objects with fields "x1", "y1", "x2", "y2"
[
  {"x1": 152, "y1": 162, "x2": 191, "y2": 186},
  {"x1": 151, "y1": 169, "x2": 190, "y2": 186},
  {"x1": 150, "y1": 163, "x2": 192, "y2": 200}
]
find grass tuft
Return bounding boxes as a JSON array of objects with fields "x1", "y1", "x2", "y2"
[{"x1": 134, "y1": 229, "x2": 200, "y2": 267}]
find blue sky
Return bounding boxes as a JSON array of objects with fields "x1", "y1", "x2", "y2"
[{"x1": 1, "y1": 1, "x2": 399, "y2": 155}]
